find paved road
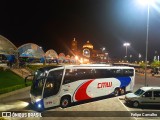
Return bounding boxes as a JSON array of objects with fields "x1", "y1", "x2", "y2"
[{"x1": 0, "y1": 73, "x2": 160, "y2": 120}]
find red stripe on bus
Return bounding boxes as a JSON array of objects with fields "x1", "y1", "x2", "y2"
[{"x1": 75, "y1": 80, "x2": 93, "y2": 101}]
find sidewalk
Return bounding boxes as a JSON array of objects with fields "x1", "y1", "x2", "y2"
[
  {"x1": 0, "y1": 86, "x2": 30, "y2": 101},
  {"x1": 136, "y1": 72, "x2": 160, "y2": 78}
]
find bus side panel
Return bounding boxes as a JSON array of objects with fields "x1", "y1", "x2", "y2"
[
  {"x1": 72, "y1": 78, "x2": 121, "y2": 102},
  {"x1": 85, "y1": 78, "x2": 121, "y2": 98},
  {"x1": 44, "y1": 77, "x2": 133, "y2": 108},
  {"x1": 60, "y1": 80, "x2": 87, "y2": 102},
  {"x1": 125, "y1": 76, "x2": 134, "y2": 92},
  {"x1": 43, "y1": 95, "x2": 61, "y2": 108},
  {"x1": 72, "y1": 77, "x2": 132, "y2": 102}
]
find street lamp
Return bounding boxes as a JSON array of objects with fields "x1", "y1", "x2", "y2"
[
  {"x1": 123, "y1": 42, "x2": 130, "y2": 58},
  {"x1": 101, "y1": 47, "x2": 106, "y2": 63},
  {"x1": 138, "y1": 0, "x2": 155, "y2": 86}
]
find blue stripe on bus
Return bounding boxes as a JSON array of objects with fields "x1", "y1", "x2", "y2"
[{"x1": 116, "y1": 77, "x2": 131, "y2": 87}]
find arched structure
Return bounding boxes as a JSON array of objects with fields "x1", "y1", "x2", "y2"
[
  {"x1": 58, "y1": 53, "x2": 65, "y2": 60},
  {"x1": 58, "y1": 53, "x2": 65, "y2": 63},
  {"x1": 45, "y1": 49, "x2": 58, "y2": 59},
  {"x1": 70, "y1": 56, "x2": 76, "y2": 63},
  {"x1": 66, "y1": 55, "x2": 70, "y2": 60},
  {"x1": 0, "y1": 35, "x2": 17, "y2": 55},
  {"x1": 18, "y1": 43, "x2": 45, "y2": 58},
  {"x1": 83, "y1": 41, "x2": 93, "y2": 49}
]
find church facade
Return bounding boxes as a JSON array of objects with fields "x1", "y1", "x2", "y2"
[{"x1": 70, "y1": 38, "x2": 109, "y2": 64}]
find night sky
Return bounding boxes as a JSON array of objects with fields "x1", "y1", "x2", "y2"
[{"x1": 0, "y1": 0, "x2": 160, "y2": 61}]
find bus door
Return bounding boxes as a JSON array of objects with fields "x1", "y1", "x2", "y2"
[{"x1": 43, "y1": 69, "x2": 63, "y2": 108}]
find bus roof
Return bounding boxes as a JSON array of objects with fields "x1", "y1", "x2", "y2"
[
  {"x1": 63, "y1": 64, "x2": 134, "y2": 69},
  {"x1": 38, "y1": 65, "x2": 62, "y2": 72},
  {"x1": 80, "y1": 64, "x2": 112, "y2": 66},
  {"x1": 37, "y1": 64, "x2": 134, "y2": 72}
]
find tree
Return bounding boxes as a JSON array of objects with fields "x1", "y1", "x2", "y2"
[{"x1": 150, "y1": 60, "x2": 160, "y2": 68}]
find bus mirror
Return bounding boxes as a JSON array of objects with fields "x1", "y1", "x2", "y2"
[{"x1": 25, "y1": 75, "x2": 34, "y2": 86}]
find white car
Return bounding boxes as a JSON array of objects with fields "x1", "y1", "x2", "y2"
[{"x1": 125, "y1": 87, "x2": 160, "y2": 107}]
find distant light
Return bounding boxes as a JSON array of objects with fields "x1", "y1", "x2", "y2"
[
  {"x1": 138, "y1": 0, "x2": 155, "y2": 6},
  {"x1": 85, "y1": 51, "x2": 88, "y2": 54},
  {"x1": 123, "y1": 43, "x2": 130, "y2": 47},
  {"x1": 75, "y1": 55, "x2": 79, "y2": 60},
  {"x1": 102, "y1": 47, "x2": 105, "y2": 51},
  {"x1": 35, "y1": 72, "x2": 38, "y2": 75}
]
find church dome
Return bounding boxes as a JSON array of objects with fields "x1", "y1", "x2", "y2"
[{"x1": 83, "y1": 41, "x2": 93, "y2": 49}]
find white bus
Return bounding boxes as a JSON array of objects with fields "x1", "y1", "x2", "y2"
[{"x1": 27, "y1": 64, "x2": 135, "y2": 110}]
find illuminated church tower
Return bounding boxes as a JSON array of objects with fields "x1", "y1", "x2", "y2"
[{"x1": 71, "y1": 38, "x2": 77, "y2": 52}]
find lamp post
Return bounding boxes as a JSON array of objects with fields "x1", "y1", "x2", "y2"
[
  {"x1": 123, "y1": 43, "x2": 130, "y2": 59},
  {"x1": 138, "y1": 0, "x2": 153, "y2": 86},
  {"x1": 144, "y1": 2, "x2": 150, "y2": 86},
  {"x1": 101, "y1": 47, "x2": 106, "y2": 63}
]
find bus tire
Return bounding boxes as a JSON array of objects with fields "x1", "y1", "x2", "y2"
[
  {"x1": 114, "y1": 88, "x2": 119, "y2": 97},
  {"x1": 60, "y1": 96, "x2": 71, "y2": 108},
  {"x1": 120, "y1": 88, "x2": 125, "y2": 95}
]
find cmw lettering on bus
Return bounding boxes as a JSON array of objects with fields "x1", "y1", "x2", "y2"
[{"x1": 97, "y1": 82, "x2": 112, "y2": 88}]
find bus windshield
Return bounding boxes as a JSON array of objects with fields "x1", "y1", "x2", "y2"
[{"x1": 30, "y1": 70, "x2": 47, "y2": 96}]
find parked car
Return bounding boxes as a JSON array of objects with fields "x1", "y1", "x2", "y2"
[{"x1": 125, "y1": 87, "x2": 160, "y2": 107}]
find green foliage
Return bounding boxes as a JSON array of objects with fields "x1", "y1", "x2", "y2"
[
  {"x1": 139, "y1": 62, "x2": 146, "y2": 69},
  {"x1": 0, "y1": 82, "x2": 31, "y2": 94},
  {"x1": 150, "y1": 60, "x2": 160, "y2": 68},
  {"x1": 0, "y1": 70, "x2": 32, "y2": 94},
  {"x1": 0, "y1": 70, "x2": 24, "y2": 89},
  {"x1": 0, "y1": 67, "x2": 4, "y2": 71}
]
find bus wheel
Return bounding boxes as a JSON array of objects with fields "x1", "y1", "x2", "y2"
[
  {"x1": 114, "y1": 88, "x2": 119, "y2": 97},
  {"x1": 120, "y1": 88, "x2": 125, "y2": 95},
  {"x1": 60, "y1": 96, "x2": 71, "y2": 108}
]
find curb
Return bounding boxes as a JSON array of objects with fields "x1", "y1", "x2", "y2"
[
  {"x1": 0, "y1": 86, "x2": 31, "y2": 99},
  {"x1": 119, "y1": 97, "x2": 125, "y2": 100}
]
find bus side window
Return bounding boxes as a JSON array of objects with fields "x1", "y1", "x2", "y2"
[
  {"x1": 112, "y1": 69, "x2": 123, "y2": 77},
  {"x1": 76, "y1": 69, "x2": 94, "y2": 80},
  {"x1": 43, "y1": 70, "x2": 63, "y2": 98},
  {"x1": 44, "y1": 76, "x2": 55, "y2": 98},
  {"x1": 63, "y1": 69, "x2": 94, "y2": 84},
  {"x1": 94, "y1": 69, "x2": 111, "y2": 78},
  {"x1": 63, "y1": 69, "x2": 75, "y2": 84},
  {"x1": 123, "y1": 69, "x2": 133, "y2": 76}
]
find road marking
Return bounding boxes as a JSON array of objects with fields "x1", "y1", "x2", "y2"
[{"x1": 118, "y1": 97, "x2": 137, "y2": 120}]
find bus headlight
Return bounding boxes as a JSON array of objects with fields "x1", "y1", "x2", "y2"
[
  {"x1": 38, "y1": 103, "x2": 42, "y2": 108},
  {"x1": 35, "y1": 99, "x2": 44, "y2": 110}
]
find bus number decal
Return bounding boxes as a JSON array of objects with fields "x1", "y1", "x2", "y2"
[{"x1": 46, "y1": 101, "x2": 52, "y2": 105}]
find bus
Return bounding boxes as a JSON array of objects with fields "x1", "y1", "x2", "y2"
[{"x1": 26, "y1": 64, "x2": 135, "y2": 110}]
